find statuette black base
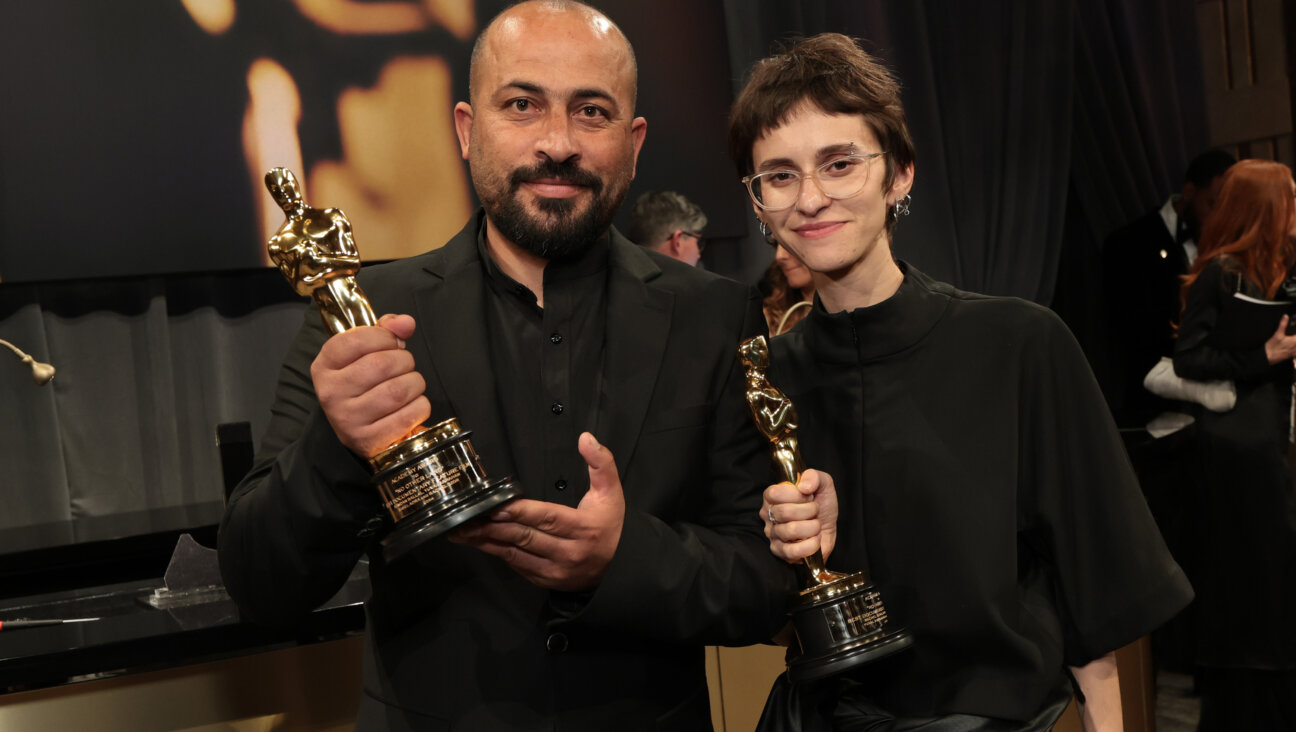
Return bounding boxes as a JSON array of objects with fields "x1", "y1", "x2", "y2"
[
  {"x1": 787, "y1": 573, "x2": 913, "y2": 683},
  {"x1": 369, "y1": 417, "x2": 521, "y2": 562},
  {"x1": 380, "y1": 475, "x2": 521, "y2": 561}
]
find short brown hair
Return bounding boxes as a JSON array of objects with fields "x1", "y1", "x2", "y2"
[{"x1": 728, "y1": 34, "x2": 915, "y2": 192}]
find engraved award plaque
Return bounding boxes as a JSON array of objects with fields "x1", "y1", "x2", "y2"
[
  {"x1": 739, "y1": 335, "x2": 912, "y2": 682},
  {"x1": 265, "y1": 168, "x2": 522, "y2": 561}
]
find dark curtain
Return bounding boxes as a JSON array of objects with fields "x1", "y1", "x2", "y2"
[
  {"x1": 1054, "y1": 0, "x2": 1208, "y2": 376},
  {"x1": 722, "y1": 0, "x2": 1206, "y2": 308},
  {"x1": 0, "y1": 0, "x2": 1208, "y2": 547},
  {"x1": 0, "y1": 271, "x2": 306, "y2": 538}
]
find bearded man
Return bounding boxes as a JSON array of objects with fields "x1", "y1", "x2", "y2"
[{"x1": 218, "y1": 2, "x2": 795, "y2": 729}]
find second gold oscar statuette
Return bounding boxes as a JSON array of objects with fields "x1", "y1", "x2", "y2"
[{"x1": 739, "y1": 335, "x2": 912, "y2": 682}]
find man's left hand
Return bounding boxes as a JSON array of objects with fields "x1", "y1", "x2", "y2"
[{"x1": 449, "y1": 432, "x2": 625, "y2": 592}]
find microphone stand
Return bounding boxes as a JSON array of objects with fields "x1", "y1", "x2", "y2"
[{"x1": 0, "y1": 338, "x2": 55, "y2": 385}]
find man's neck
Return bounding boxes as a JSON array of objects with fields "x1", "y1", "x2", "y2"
[{"x1": 484, "y1": 219, "x2": 548, "y2": 307}]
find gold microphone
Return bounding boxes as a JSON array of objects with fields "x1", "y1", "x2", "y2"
[{"x1": 0, "y1": 338, "x2": 55, "y2": 386}]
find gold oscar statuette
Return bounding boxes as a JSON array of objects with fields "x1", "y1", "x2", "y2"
[
  {"x1": 264, "y1": 168, "x2": 521, "y2": 561},
  {"x1": 739, "y1": 335, "x2": 912, "y2": 682}
]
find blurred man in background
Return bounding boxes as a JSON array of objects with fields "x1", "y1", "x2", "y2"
[{"x1": 625, "y1": 190, "x2": 708, "y2": 266}]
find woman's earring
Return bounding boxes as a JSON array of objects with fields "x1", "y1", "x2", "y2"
[
  {"x1": 891, "y1": 194, "x2": 912, "y2": 221},
  {"x1": 758, "y1": 219, "x2": 777, "y2": 244}
]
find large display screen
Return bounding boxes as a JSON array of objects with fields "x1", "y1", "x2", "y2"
[{"x1": 0, "y1": 0, "x2": 743, "y2": 283}]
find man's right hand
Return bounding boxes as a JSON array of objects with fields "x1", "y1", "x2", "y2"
[
  {"x1": 762, "y1": 469, "x2": 839, "y2": 564},
  {"x1": 310, "y1": 313, "x2": 430, "y2": 458}
]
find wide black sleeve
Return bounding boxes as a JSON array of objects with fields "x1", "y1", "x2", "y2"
[
  {"x1": 217, "y1": 310, "x2": 384, "y2": 626},
  {"x1": 1173, "y1": 260, "x2": 1272, "y2": 382},
  {"x1": 1020, "y1": 308, "x2": 1193, "y2": 666},
  {"x1": 569, "y1": 289, "x2": 798, "y2": 646}
]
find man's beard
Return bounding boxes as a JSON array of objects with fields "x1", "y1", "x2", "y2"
[{"x1": 479, "y1": 157, "x2": 630, "y2": 260}]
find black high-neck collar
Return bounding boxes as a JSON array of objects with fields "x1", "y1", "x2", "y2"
[{"x1": 801, "y1": 262, "x2": 950, "y2": 364}]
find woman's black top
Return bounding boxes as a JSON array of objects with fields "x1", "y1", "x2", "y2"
[{"x1": 767, "y1": 263, "x2": 1191, "y2": 719}]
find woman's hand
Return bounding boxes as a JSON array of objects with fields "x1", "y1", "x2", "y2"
[
  {"x1": 1263, "y1": 315, "x2": 1296, "y2": 364},
  {"x1": 762, "y1": 469, "x2": 839, "y2": 563}
]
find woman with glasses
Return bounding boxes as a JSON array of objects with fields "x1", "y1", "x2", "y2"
[{"x1": 730, "y1": 34, "x2": 1191, "y2": 731}]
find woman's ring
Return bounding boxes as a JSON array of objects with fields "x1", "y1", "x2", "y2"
[{"x1": 768, "y1": 507, "x2": 776, "y2": 525}]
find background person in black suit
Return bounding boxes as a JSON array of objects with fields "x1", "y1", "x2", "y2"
[
  {"x1": 218, "y1": 2, "x2": 796, "y2": 729},
  {"x1": 1100, "y1": 149, "x2": 1236, "y2": 429},
  {"x1": 1099, "y1": 149, "x2": 1235, "y2": 675}
]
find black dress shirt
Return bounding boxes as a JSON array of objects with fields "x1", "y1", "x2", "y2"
[{"x1": 478, "y1": 226, "x2": 608, "y2": 508}]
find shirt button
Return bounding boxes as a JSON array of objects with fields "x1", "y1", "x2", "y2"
[
  {"x1": 550, "y1": 332, "x2": 563, "y2": 344},
  {"x1": 555, "y1": 479, "x2": 567, "y2": 491},
  {"x1": 551, "y1": 401, "x2": 564, "y2": 415},
  {"x1": 546, "y1": 632, "x2": 569, "y2": 653}
]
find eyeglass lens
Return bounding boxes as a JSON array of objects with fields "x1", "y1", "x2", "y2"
[{"x1": 750, "y1": 155, "x2": 876, "y2": 211}]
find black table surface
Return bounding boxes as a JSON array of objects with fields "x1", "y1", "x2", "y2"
[{"x1": 0, "y1": 504, "x2": 368, "y2": 694}]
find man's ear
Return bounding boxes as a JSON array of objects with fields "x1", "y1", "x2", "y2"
[
  {"x1": 666, "y1": 230, "x2": 684, "y2": 257},
  {"x1": 627, "y1": 117, "x2": 647, "y2": 178},
  {"x1": 454, "y1": 102, "x2": 474, "y2": 160}
]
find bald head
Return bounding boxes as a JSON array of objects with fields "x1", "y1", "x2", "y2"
[
  {"x1": 468, "y1": 0, "x2": 637, "y2": 108},
  {"x1": 452, "y1": 0, "x2": 647, "y2": 261}
]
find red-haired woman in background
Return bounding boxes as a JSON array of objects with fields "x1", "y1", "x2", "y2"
[{"x1": 1173, "y1": 159, "x2": 1296, "y2": 729}]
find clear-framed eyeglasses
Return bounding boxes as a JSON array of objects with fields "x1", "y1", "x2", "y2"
[{"x1": 742, "y1": 151, "x2": 887, "y2": 212}]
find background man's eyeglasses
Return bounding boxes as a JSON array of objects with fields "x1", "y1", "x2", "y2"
[{"x1": 680, "y1": 230, "x2": 705, "y2": 252}]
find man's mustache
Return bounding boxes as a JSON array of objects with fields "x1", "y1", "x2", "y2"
[{"x1": 510, "y1": 159, "x2": 604, "y2": 194}]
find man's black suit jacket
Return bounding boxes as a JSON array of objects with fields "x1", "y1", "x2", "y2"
[
  {"x1": 1101, "y1": 208, "x2": 1187, "y2": 427},
  {"x1": 219, "y1": 211, "x2": 796, "y2": 731}
]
